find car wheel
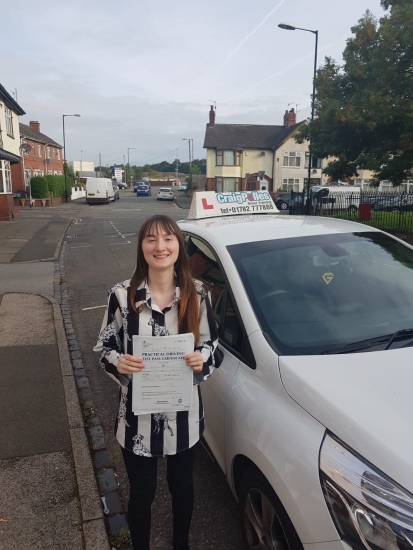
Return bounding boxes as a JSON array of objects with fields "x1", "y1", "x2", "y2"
[
  {"x1": 239, "y1": 467, "x2": 303, "y2": 550},
  {"x1": 278, "y1": 202, "x2": 289, "y2": 210},
  {"x1": 347, "y1": 205, "x2": 358, "y2": 213}
]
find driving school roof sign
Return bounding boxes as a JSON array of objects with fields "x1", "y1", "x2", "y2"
[{"x1": 187, "y1": 191, "x2": 278, "y2": 220}]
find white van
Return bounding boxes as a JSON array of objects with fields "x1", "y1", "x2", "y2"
[
  {"x1": 315, "y1": 185, "x2": 362, "y2": 212},
  {"x1": 84, "y1": 178, "x2": 119, "y2": 204}
]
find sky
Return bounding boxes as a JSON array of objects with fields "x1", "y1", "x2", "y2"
[{"x1": 1, "y1": 0, "x2": 384, "y2": 168}]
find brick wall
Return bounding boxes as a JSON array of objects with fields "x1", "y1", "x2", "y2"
[
  {"x1": 11, "y1": 141, "x2": 64, "y2": 192},
  {"x1": 0, "y1": 194, "x2": 19, "y2": 221}
]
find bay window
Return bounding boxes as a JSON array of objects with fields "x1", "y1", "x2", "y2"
[
  {"x1": 0, "y1": 161, "x2": 12, "y2": 193},
  {"x1": 216, "y1": 150, "x2": 240, "y2": 166},
  {"x1": 283, "y1": 151, "x2": 301, "y2": 167},
  {"x1": 216, "y1": 177, "x2": 241, "y2": 192},
  {"x1": 304, "y1": 153, "x2": 322, "y2": 169}
]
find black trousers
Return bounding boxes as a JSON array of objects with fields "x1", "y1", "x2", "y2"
[{"x1": 121, "y1": 444, "x2": 197, "y2": 550}]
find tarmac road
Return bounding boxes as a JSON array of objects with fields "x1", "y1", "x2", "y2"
[{"x1": 63, "y1": 189, "x2": 244, "y2": 549}]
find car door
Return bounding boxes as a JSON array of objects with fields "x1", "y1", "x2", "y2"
[{"x1": 184, "y1": 234, "x2": 255, "y2": 472}]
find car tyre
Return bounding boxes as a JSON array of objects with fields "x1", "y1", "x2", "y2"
[
  {"x1": 238, "y1": 467, "x2": 303, "y2": 550},
  {"x1": 278, "y1": 201, "x2": 289, "y2": 210}
]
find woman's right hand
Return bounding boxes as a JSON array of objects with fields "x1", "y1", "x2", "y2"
[{"x1": 117, "y1": 354, "x2": 144, "y2": 374}]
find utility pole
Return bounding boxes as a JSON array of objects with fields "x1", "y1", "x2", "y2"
[
  {"x1": 123, "y1": 155, "x2": 126, "y2": 184},
  {"x1": 80, "y1": 150, "x2": 83, "y2": 175},
  {"x1": 99, "y1": 153, "x2": 101, "y2": 177},
  {"x1": 175, "y1": 149, "x2": 179, "y2": 183}
]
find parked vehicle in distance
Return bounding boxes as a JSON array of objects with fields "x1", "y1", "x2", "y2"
[
  {"x1": 136, "y1": 184, "x2": 151, "y2": 197},
  {"x1": 274, "y1": 192, "x2": 304, "y2": 211},
  {"x1": 372, "y1": 194, "x2": 413, "y2": 212},
  {"x1": 157, "y1": 187, "x2": 174, "y2": 201},
  {"x1": 85, "y1": 177, "x2": 119, "y2": 204},
  {"x1": 178, "y1": 206, "x2": 413, "y2": 550},
  {"x1": 178, "y1": 183, "x2": 188, "y2": 192},
  {"x1": 117, "y1": 182, "x2": 127, "y2": 190}
]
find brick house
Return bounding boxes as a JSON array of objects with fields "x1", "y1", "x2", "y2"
[
  {"x1": 11, "y1": 121, "x2": 64, "y2": 192},
  {"x1": 203, "y1": 106, "x2": 328, "y2": 194},
  {"x1": 0, "y1": 83, "x2": 25, "y2": 221}
]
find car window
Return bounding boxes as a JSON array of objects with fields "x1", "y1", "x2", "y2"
[
  {"x1": 228, "y1": 232, "x2": 413, "y2": 356},
  {"x1": 185, "y1": 235, "x2": 254, "y2": 364}
]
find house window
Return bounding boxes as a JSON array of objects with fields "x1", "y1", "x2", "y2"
[
  {"x1": 57, "y1": 170, "x2": 62, "y2": 175},
  {"x1": 48, "y1": 170, "x2": 53, "y2": 175},
  {"x1": 283, "y1": 151, "x2": 301, "y2": 167},
  {"x1": 5, "y1": 108, "x2": 14, "y2": 137},
  {"x1": 304, "y1": 153, "x2": 322, "y2": 169},
  {"x1": 38, "y1": 144, "x2": 42, "y2": 157},
  {"x1": 216, "y1": 177, "x2": 222, "y2": 192},
  {"x1": 0, "y1": 161, "x2": 12, "y2": 193},
  {"x1": 282, "y1": 178, "x2": 300, "y2": 192},
  {"x1": 24, "y1": 168, "x2": 31, "y2": 185},
  {"x1": 57, "y1": 149, "x2": 60, "y2": 160},
  {"x1": 216, "y1": 150, "x2": 240, "y2": 166},
  {"x1": 46, "y1": 146, "x2": 50, "y2": 159}
]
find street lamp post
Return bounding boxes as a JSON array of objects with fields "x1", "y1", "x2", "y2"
[
  {"x1": 63, "y1": 114, "x2": 81, "y2": 202},
  {"x1": 127, "y1": 148, "x2": 136, "y2": 188},
  {"x1": 278, "y1": 23, "x2": 318, "y2": 215},
  {"x1": 182, "y1": 139, "x2": 192, "y2": 169}
]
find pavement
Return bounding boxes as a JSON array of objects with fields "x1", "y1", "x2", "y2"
[{"x1": 0, "y1": 205, "x2": 110, "y2": 549}]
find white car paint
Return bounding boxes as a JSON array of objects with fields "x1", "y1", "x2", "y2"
[
  {"x1": 178, "y1": 213, "x2": 413, "y2": 548},
  {"x1": 157, "y1": 187, "x2": 174, "y2": 200},
  {"x1": 85, "y1": 177, "x2": 118, "y2": 204}
]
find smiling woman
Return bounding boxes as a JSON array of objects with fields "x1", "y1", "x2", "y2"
[{"x1": 94, "y1": 214, "x2": 218, "y2": 550}]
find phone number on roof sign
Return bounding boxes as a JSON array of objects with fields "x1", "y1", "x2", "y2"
[{"x1": 216, "y1": 191, "x2": 271, "y2": 204}]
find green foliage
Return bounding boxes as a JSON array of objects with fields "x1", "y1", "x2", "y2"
[
  {"x1": 296, "y1": 1, "x2": 413, "y2": 185},
  {"x1": 30, "y1": 176, "x2": 49, "y2": 198},
  {"x1": 45, "y1": 175, "x2": 66, "y2": 197}
]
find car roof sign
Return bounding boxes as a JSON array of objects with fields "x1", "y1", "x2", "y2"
[{"x1": 187, "y1": 191, "x2": 278, "y2": 220}]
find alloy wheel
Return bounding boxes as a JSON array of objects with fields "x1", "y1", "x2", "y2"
[{"x1": 244, "y1": 488, "x2": 290, "y2": 550}]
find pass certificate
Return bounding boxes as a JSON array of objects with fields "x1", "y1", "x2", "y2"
[{"x1": 132, "y1": 333, "x2": 194, "y2": 415}]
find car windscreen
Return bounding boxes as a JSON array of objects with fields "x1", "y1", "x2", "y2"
[
  {"x1": 160, "y1": 188, "x2": 170, "y2": 192},
  {"x1": 228, "y1": 232, "x2": 413, "y2": 355}
]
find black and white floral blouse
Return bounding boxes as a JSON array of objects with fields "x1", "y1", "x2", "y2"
[{"x1": 94, "y1": 279, "x2": 218, "y2": 457}]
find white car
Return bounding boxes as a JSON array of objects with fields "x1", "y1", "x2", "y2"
[
  {"x1": 178, "y1": 184, "x2": 188, "y2": 192},
  {"x1": 178, "y1": 211, "x2": 413, "y2": 550},
  {"x1": 157, "y1": 187, "x2": 174, "y2": 201}
]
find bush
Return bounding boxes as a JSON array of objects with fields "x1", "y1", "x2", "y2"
[
  {"x1": 45, "y1": 175, "x2": 66, "y2": 198},
  {"x1": 30, "y1": 176, "x2": 49, "y2": 198}
]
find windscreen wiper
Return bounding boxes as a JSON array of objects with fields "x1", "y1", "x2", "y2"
[{"x1": 319, "y1": 328, "x2": 413, "y2": 355}]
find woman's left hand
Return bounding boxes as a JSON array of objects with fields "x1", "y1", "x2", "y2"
[{"x1": 184, "y1": 351, "x2": 204, "y2": 373}]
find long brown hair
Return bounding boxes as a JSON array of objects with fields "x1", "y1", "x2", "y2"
[{"x1": 129, "y1": 215, "x2": 200, "y2": 343}]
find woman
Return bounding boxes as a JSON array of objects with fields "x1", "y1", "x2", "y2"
[{"x1": 94, "y1": 215, "x2": 218, "y2": 550}]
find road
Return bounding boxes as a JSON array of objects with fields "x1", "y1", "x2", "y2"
[{"x1": 63, "y1": 189, "x2": 244, "y2": 549}]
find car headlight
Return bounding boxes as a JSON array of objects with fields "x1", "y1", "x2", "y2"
[{"x1": 320, "y1": 434, "x2": 413, "y2": 550}]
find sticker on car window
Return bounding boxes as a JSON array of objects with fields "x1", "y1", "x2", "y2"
[{"x1": 322, "y1": 272, "x2": 334, "y2": 285}]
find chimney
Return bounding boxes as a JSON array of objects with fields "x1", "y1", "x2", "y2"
[
  {"x1": 208, "y1": 105, "x2": 215, "y2": 127},
  {"x1": 29, "y1": 121, "x2": 40, "y2": 133},
  {"x1": 283, "y1": 108, "x2": 296, "y2": 128}
]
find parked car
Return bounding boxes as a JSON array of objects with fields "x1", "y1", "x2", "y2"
[
  {"x1": 372, "y1": 194, "x2": 413, "y2": 212},
  {"x1": 273, "y1": 192, "x2": 304, "y2": 211},
  {"x1": 157, "y1": 187, "x2": 174, "y2": 201},
  {"x1": 117, "y1": 182, "x2": 127, "y2": 190},
  {"x1": 136, "y1": 184, "x2": 151, "y2": 197},
  {"x1": 178, "y1": 184, "x2": 188, "y2": 192},
  {"x1": 178, "y1": 206, "x2": 413, "y2": 550},
  {"x1": 85, "y1": 177, "x2": 119, "y2": 204}
]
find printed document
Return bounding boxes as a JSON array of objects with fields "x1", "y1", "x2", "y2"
[{"x1": 132, "y1": 333, "x2": 194, "y2": 415}]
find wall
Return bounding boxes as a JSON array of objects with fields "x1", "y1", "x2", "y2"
[
  {"x1": 0, "y1": 194, "x2": 19, "y2": 221},
  {"x1": 11, "y1": 141, "x2": 64, "y2": 191},
  {"x1": 0, "y1": 100, "x2": 20, "y2": 157},
  {"x1": 69, "y1": 160, "x2": 95, "y2": 173},
  {"x1": 273, "y1": 135, "x2": 329, "y2": 191}
]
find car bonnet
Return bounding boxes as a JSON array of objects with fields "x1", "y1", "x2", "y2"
[{"x1": 279, "y1": 348, "x2": 413, "y2": 492}]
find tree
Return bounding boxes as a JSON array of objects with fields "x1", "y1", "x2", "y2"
[
  {"x1": 295, "y1": 0, "x2": 413, "y2": 186},
  {"x1": 185, "y1": 164, "x2": 200, "y2": 195}
]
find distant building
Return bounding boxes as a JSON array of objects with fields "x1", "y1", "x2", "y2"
[
  {"x1": 203, "y1": 105, "x2": 328, "y2": 193},
  {"x1": 11, "y1": 121, "x2": 64, "y2": 192},
  {"x1": 0, "y1": 83, "x2": 25, "y2": 221},
  {"x1": 69, "y1": 160, "x2": 95, "y2": 176}
]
